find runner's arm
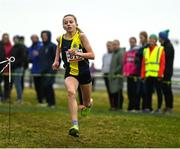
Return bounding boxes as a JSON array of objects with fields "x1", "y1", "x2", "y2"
[{"x1": 75, "y1": 33, "x2": 95, "y2": 60}]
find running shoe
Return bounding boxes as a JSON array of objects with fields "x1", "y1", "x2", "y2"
[
  {"x1": 81, "y1": 98, "x2": 93, "y2": 116},
  {"x1": 69, "y1": 125, "x2": 79, "y2": 137}
]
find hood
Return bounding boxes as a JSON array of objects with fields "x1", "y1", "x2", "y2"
[{"x1": 41, "y1": 30, "x2": 52, "y2": 43}]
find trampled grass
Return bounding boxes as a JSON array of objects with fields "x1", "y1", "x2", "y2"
[{"x1": 0, "y1": 88, "x2": 180, "y2": 147}]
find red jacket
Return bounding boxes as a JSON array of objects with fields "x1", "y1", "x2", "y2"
[{"x1": 3, "y1": 42, "x2": 12, "y2": 73}]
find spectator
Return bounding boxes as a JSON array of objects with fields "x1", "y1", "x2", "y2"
[
  {"x1": 29, "y1": 34, "x2": 44, "y2": 104},
  {"x1": 0, "y1": 76, "x2": 2, "y2": 102},
  {"x1": 159, "y1": 29, "x2": 175, "y2": 113},
  {"x1": 141, "y1": 34, "x2": 165, "y2": 112},
  {"x1": 136, "y1": 31, "x2": 149, "y2": 111},
  {"x1": 39, "y1": 30, "x2": 56, "y2": 108},
  {"x1": 123, "y1": 37, "x2": 139, "y2": 111},
  {"x1": 19, "y1": 36, "x2": 29, "y2": 91},
  {"x1": 109, "y1": 40, "x2": 125, "y2": 110},
  {"x1": 0, "y1": 33, "x2": 12, "y2": 101},
  {"x1": 11, "y1": 36, "x2": 26, "y2": 103},
  {"x1": 102, "y1": 41, "x2": 114, "y2": 110},
  {"x1": 90, "y1": 62, "x2": 96, "y2": 91},
  {"x1": 0, "y1": 39, "x2": 6, "y2": 102}
]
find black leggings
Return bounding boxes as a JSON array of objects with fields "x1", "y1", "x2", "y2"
[
  {"x1": 3, "y1": 75, "x2": 12, "y2": 100},
  {"x1": 145, "y1": 77, "x2": 162, "y2": 111},
  {"x1": 104, "y1": 74, "x2": 114, "y2": 108},
  {"x1": 161, "y1": 81, "x2": 173, "y2": 109},
  {"x1": 33, "y1": 76, "x2": 44, "y2": 103},
  {"x1": 42, "y1": 76, "x2": 56, "y2": 106},
  {"x1": 136, "y1": 79, "x2": 146, "y2": 110},
  {"x1": 45, "y1": 85, "x2": 55, "y2": 106},
  {"x1": 113, "y1": 89, "x2": 123, "y2": 110},
  {"x1": 127, "y1": 77, "x2": 137, "y2": 110}
]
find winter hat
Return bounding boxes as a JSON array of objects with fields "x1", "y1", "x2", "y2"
[
  {"x1": 159, "y1": 29, "x2": 170, "y2": 40},
  {"x1": 149, "y1": 34, "x2": 158, "y2": 40}
]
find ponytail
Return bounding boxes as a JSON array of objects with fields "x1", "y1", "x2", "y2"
[{"x1": 76, "y1": 27, "x2": 83, "y2": 33}]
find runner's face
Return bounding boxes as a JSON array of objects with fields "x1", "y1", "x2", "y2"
[{"x1": 63, "y1": 16, "x2": 77, "y2": 33}]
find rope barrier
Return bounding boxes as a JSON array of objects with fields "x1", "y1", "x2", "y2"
[
  {"x1": 1, "y1": 58, "x2": 180, "y2": 86},
  {"x1": 1, "y1": 72, "x2": 180, "y2": 85}
]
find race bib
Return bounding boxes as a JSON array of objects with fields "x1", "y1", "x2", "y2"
[{"x1": 66, "y1": 49, "x2": 84, "y2": 62}]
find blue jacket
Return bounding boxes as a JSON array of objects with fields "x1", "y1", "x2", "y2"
[{"x1": 28, "y1": 41, "x2": 42, "y2": 74}]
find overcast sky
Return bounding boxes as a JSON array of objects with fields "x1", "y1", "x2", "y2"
[{"x1": 0, "y1": 0, "x2": 180, "y2": 68}]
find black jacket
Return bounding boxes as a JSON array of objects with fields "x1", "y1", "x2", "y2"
[
  {"x1": 162, "y1": 40, "x2": 175, "y2": 81},
  {"x1": 22, "y1": 44, "x2": 29, "y2": 70},
  {"x1": 39, "y1": 42, "x2": 56, "y2": 74},
  {"x1": 137, "y1": 43, "x2": 150, "y2": 76},
  {"x1": 11, "y1": 44, "x2": 27, "y2": 70},
  {"x1": 39, "y1": 31, "x2": 57, "y2": 86},
  {"x1": 39, "y1": 31, "x2": 56, "y2": 74},
  {"x1": 0, "y1": 41, "x2": 6, "y2": 71}
]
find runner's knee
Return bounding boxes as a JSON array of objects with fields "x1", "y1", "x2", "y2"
[{"x1": 67, "y1": 89, "x2": 76, "y2": 99}]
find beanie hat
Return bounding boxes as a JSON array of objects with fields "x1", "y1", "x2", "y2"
[
  {"x1": 149, "y1": 34, "x2": 158, "y2": 40},
  {"x1": 159, "y1": 29, "x2": 170, "y2": 40}
]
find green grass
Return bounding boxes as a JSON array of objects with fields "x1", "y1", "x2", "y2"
[{"x1": 0, "y1": 88, "x2": 180, "y2": 147}]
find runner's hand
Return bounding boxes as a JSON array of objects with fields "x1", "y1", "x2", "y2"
[
  {"x1": 52, "y1": 61, "x2": 60, "y2": 70},
  {"x1": 68, "y1": 49, "x2": 76, "y2": 55}
]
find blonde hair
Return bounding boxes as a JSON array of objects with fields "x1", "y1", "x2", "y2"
[{"x1": 63, "y1": 14, "x2": 83, "y2": 33}]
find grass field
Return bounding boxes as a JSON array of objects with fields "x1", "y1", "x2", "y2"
[{"x1": 0, "y1": 88, "x2": 180, "y2": 148}]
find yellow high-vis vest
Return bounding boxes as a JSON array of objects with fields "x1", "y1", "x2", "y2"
[
  {"x1": 59, "y1": 31, "x2": 83, "y2": 76},
  {"x1": 143, "y1": 46, "x2": 164, "y2": 77}
]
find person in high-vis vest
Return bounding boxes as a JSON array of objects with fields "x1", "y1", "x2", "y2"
[
  {"x1": 141, "y1": 34, "x2": 165, "y2": 112},
  {"x1": 52, "y1": 14, "x2": 95, "y2": 137}
]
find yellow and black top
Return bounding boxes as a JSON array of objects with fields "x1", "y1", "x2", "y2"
[{"x1": 59, "y1": 31, "x2": 90, "y2": 76}]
